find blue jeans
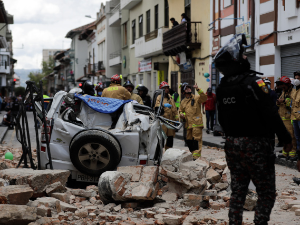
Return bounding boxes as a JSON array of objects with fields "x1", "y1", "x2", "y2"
[
  {"x1": 206, "y1": 110, "x2": 215, "y2": 130},
  {"x1": 293, "y1": 120, "x2": 300, "y2": 150}
]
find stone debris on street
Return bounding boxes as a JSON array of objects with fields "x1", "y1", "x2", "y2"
[{"x1": 0, "y1": 145, "x2": 297, "y2": 224}]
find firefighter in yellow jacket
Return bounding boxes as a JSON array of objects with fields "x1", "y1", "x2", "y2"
[
  {"x1": 102, "y1": 74, "x2": 131, "y2": 100},
  {"x1": 102, "y1": 74, "x2": 131, "y2": 129},
  {"x1": 276, "y1": 76, "x2": 297, "y2": 160},
  {"x1": 155, "y1": 81, "x2": 178, "y2": 150},
  {"x1": 179, "y1": 83, "x2": 207, "y2": 159},
  {"x1": 123, "y1": 80, "x2": 143, "y2": 104}
]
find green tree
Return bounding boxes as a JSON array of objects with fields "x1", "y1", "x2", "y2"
[
  {"x1": 27, "y1": 57, "x2": 55, "y2": 90},
  {"x1": 14, "y1": 86, "x2": 25, "y2": 96}
]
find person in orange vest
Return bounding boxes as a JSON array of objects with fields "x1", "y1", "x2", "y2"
[{"x1": 179, "y1": 83, "x2": 207, "y2": 159}]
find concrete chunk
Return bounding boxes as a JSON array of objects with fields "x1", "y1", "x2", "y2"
[
  {"x1": 45, "y1": 181, "x2": 66, "y2": 195},
  {"x1": 206, "y1": 169, "x2": 221, "y2": 184},
  {"x1": 140, "y1": 166, "x2": 158, "y2": 183},
  {"x1": 0, "y1": 184, "x2": 33, "y2": 205},
  {"x1": 210, "y1": 159, "x2": 227, "y2": 170},
  {"x1": 117, "y1": 166, "x2": 143, "y2": 182},
  {"x1": 163, "y1": 214, "x2": 183, "y2": 225},
  {"x1": 0, "y1": 205, "x2": 37, "y2": 225},
  {"x1": 161, "y1": 149, "x2": 193, "y2": 172},
  {"x1": 0, "y1": 168, "x2": 70, "y2": 197}
]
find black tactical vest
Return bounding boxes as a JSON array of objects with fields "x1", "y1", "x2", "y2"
[{"x1": 216, "y1": 74, "x2": 273, "y2": 138}]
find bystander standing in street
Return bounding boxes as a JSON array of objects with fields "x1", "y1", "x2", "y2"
[
  {"x1": 202, "y1": 87, "x2": 216, "y2": 134},
  {"x1": 179, "y1": 82, "x2": 207, "y2": 159},
  {"x1": 2, "y1": 110, "x2": 13, "y2": 129},
  {"x1": 170, "y1": 18, "x2": 179, "y2": 28},
  {"x1": 155, "y1": 81, "x2": 178, "y2": 150}
]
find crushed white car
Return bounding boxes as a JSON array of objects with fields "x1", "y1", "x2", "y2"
[{"x1": 35, "y1": 90, "x2": 182, "y2": 183}]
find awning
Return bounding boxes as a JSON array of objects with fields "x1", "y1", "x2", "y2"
[{"x1": 10, "y1": 58, "x2": 17, "y2": 64}]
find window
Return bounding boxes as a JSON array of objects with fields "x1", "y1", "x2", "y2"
[
  {"x1": 185, "y1": 0, "x2": 191, "y2": 19},
  {"x1": 139, "y1": 74, "x2": 143, "y2": 85},
  {"x1": 164, "y1": 0, "x2": 169, "y2": 27},
  {"x1": 139, "y1": 15, "x2": 143, "y2": 37},
  {"x1": 146, "y1": 10, "x2": 151, "y2": 34},
  {"x1": 132, "y1": 20, "x2": 136, "y2": 44},
  {"x1": 123, "y1": 23, "x2": 127, "y2": 46},
  {"x1": 155, "y1": 5, "x2": 159, "y2": 29}
]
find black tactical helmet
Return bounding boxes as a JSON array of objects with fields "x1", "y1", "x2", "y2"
[
  {"x1": 214, "y1": 33, "x2": 250, "y2": 76},
  {"x1": 123, "y1": 80, "x2": 134, "y2": 88},
  {"x1": 137, "y1": 85, "x2": 149, "y2": 96},
  {"x1": 82, "y1": 80, "x2": 95, "y2": 96}
]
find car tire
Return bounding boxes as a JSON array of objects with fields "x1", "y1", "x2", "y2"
[{"x1": 70, "y1": 130, "x2": 122, "y2": 176}]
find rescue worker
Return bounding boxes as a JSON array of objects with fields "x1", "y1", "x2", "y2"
[
  {"x1": 102, "y1": 74, "x2": 131, "y2": 100},
  {"x1": 82, "y1": 80, "x2": 95, "y2": 96},
  {"x1": 102, "y1": 74, "x2": 131, "y2": 129},
  {"x1": 291, "y1": 71, "x2": 300, "y2": 185},
  {"x1": 172, "y1": 90, "x2": 180, "y2": 110},
  {"x1": 155, "y1": 81, "x2": 178, "y2": 150},
  {"x1": 137, "y1": 85, "x2": 152, "y2": 107},
  {"x1": 276, "y1": 76, "x2": 297, "y2": 161},
  {"x1": 95, "y1": 82, "x2": 104, "y2": 97},
  {"x1": 123, "y1": 80, "x2": 143, "y2": 104},
  {"x1": 215, "y1": 34, "x2": 292, "y2": 225},
  {"x1": 179, "y1": 82, "x2": 207, "y2": 159}
]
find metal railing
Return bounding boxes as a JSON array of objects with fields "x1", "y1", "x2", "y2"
[
  {"x1": 109, "y1": 50, "x2": 121, "y2": 59},
  {"x1": 163, "y1": 21, "x2": 202, "y2": 56},
  {"x1": 110, "y1": 3, "x2": 120, "y2": 14}
]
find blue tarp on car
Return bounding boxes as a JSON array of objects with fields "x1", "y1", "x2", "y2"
[{"x1": 75, "y1": 94, "x2": 132, "y2": 114}]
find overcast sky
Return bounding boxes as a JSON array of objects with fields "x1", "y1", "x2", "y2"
[{"x1": 4, "y1": 0, "x2": 106, "y2": 70}]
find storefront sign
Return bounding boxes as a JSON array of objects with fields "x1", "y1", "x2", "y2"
[
  {"x1": 235, "y1": 22, "x2": 251, "y2": 46},
  {"x1": 211, "y1": 36, "x2": 220, "y2": 56},
  {"x1": 138, "y1": 58, "x2": 152, "y2": 72}
]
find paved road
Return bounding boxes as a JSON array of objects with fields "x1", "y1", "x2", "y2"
[{"x1": 0, "y1": 111, "x2": 38, "y2": 150}]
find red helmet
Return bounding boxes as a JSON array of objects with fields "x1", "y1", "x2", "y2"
[
  {"x1": 279, "y1": 76, "x2": 291, "y2": 84},
  {"x1": 95, "y1": 82, "x2": 104, "y2": 91},
  {"x1": 111, "y1": 74, "x2": 121, "y2": 84},
  {"x1": 159, "y1": 81, "x2": 169, "y2": 89}
]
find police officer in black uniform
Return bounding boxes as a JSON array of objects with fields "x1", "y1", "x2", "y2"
[{"x1": 215, "y1": 34, "x2": 293, "y2": 225}]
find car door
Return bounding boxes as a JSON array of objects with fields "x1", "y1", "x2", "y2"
[{"x1": 49, "y1": 108, "x2": 85, "y2": 161}]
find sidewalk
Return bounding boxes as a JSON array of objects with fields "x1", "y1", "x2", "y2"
[
  {"x1": 0, "y1": 126, "x2": 8, "y2": 143},
  {"x1": 175, "y1": 128, "x2": 298, "y2": 170}
]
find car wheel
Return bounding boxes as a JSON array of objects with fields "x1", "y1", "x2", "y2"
[{"x1": 70, "y1": 130, "x2": 121, "y2": 176}]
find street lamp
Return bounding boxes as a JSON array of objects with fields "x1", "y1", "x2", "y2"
[{"x1": 85, "y1": 15, "x2": 96, "y2": 19}]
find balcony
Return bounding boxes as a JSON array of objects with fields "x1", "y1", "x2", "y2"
[
  {"x1": 0, "y1": 61, "x2": 10, "y2": 74},
  {"x1": 109, "y1": 4, "x2": 121, "y2": 27},
  {"x1": 135, "y1": 27, "x2": 169, "y2": 59},
  {"x1": 120, "y1": 0, "x2": 142, "y2": 10},
  {"x1": 109, "y1": 50, "x2": 121, "y2": 67},
  {"x1": 163, "y1": 22, "x2": 202, "y2": 56}
]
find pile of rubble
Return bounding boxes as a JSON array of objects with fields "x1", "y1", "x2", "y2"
[
  {"x1": 0, "y1": 148, "x2": 259, "y2": 224},
  {"x1": 279, "y1": 190, "x2": 300, "y2": 217}
]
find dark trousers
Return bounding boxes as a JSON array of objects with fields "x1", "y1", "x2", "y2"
[
  {"x1": 166, "y1": 136, "x2": 174, "y2": 148},
  {"x1": 205, "y1": 110, "x2": 215, "y2": 130},
  {"x1": 225, "y1": 137, "x2": 276, "y2": 225}
]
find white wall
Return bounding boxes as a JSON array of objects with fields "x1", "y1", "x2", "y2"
[{"x1": 74, "y1": 34, "x2": 88, "y2": 80}]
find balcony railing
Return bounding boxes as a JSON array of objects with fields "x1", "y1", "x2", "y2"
[
  {"x1": 98, "y1": 61, "x2": 105, "y2": 70},
  {"x1": 163, "y1": 22, "x2": 202, "y2": 56},
  {"x1": 109, "y1": 50, "x2": 121, "y2": 59},
  {"x1": 109, "y1": 50, "x2": 121, "y2": 67},
  {"x1": 110, "y1": 3, "x2": 120, "y2": 14}
]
